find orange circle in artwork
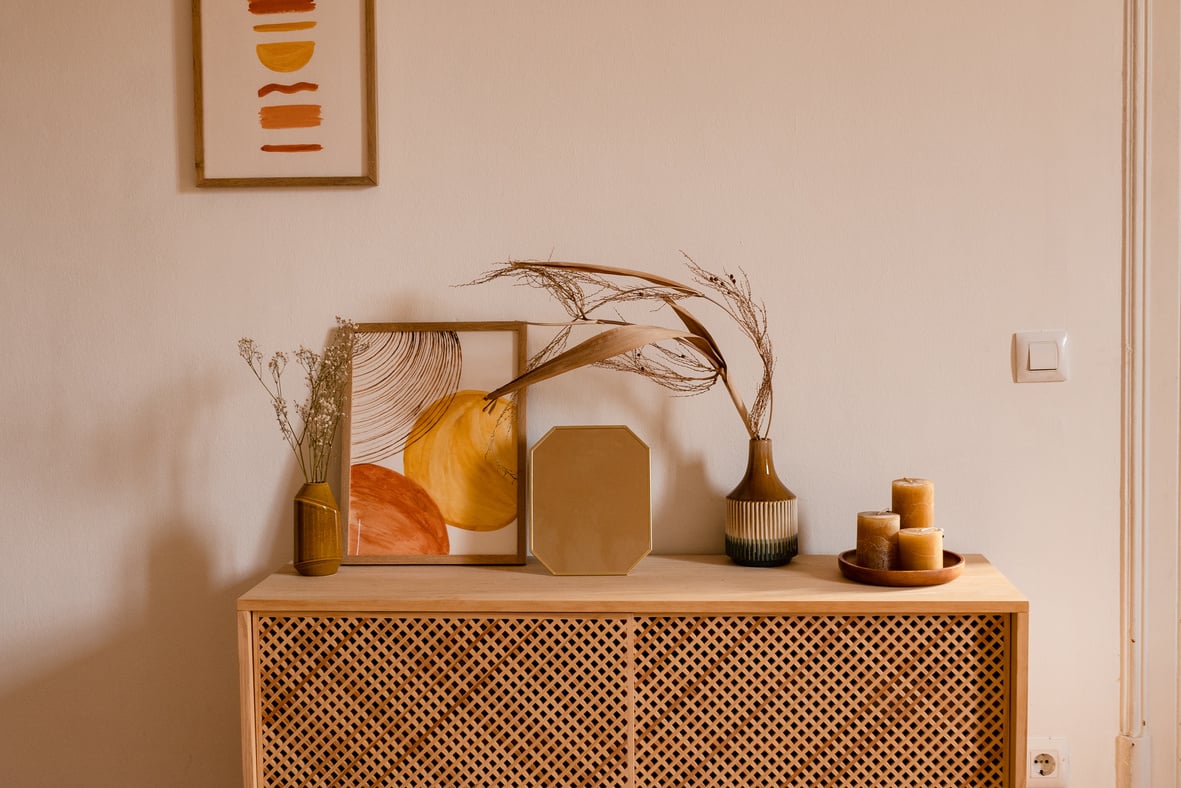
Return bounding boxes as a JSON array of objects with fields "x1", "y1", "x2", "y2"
[
  {"x1": 403, "y1": 391, "x2": 518, "y2": 532},
  {"x1": 256, "y1": 41, "x2": 315, "y2": 73}
]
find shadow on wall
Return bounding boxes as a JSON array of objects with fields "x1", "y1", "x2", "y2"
[
  {"x1": 0, "y1": 524, "x2": 266, "y2": 788},
  {"x1": 0, "y1": 351, "x2": 294, "y2": 787},
  {"x1": 648, "y1": 400, "x2": 727, "y2": 554}
]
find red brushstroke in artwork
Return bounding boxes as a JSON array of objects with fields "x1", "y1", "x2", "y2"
[
  {"x1": 248, "y1": 0, "x2": 315, "y2": 14},
  {"x1": 260, "y1": 144, "x2": 323, "y2": 152},
  {"x1": 258, "y1": 82, "x2": 319, "y2": 97}
]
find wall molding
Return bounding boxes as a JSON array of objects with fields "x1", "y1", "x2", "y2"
[
  {"x1": 1119, "y1": 0, "x2": 1181, "y2": 784},
  {"x1": 1118, "y1": 0, "x2": 1151, "y2": 785}
]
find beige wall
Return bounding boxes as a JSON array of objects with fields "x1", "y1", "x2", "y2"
[{"x1": 0, "y1": 1, "x2": 1136, "y2": 785}]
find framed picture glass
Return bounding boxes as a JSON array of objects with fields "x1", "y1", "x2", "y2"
[
  {"x1": 342, "y1": 322, "x2": 527, "y2": 564},
  {"x1": 192, "y1": 0, "x2": 377, "y2": 186}
]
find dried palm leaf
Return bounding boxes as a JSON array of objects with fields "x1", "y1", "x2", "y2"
[
  {"x1": 467, "y1": 257, "x2": 775, "y2": 439},
  {"x1": 484, "y1": 323, "x2": 708, "y2": 400}
]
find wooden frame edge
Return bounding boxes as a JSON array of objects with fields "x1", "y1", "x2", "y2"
[
  {"x1": 1010, "y1": 610, "x2": 1029, "y2": 787},
  {"x1": 238, "y1": 610, "x2": 261, "y2": 788}
]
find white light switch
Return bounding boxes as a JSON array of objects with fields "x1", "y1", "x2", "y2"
[
  {"x1": 1028, "y1": 341, "x2": 1059, "y2": 371},
  {"x1": 1014, "y1": 330, "x2": 1069, "y2": 383}
]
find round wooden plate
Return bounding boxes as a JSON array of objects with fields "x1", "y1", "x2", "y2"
[{"x1": 837, "y1": 549, "x2": 965, "y2": 587}]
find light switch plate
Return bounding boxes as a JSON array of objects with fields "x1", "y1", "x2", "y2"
[
  {"x1": 1013, "y1": 330, "x2": 1069, "y2": 383},
  {"x1": 1028, "y1": 341, "x2": 1059, "y2": 371}
]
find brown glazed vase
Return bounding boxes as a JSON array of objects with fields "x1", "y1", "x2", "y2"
[
  {"x1": 724, "y1": 438, "x2": 798, "y2": 567},
  {"x1": 293, "y1": 482, "x2": 342, "y2": 576}
]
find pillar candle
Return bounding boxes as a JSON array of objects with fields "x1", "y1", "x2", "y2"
[
  {"x1": 856, "y1": 511, "x2": 900, "y2": 570},
  {"x1": 897, "y1": 527, "x2": 944, "y2": 570},
  {"x1": 891, "y1": 477, "x2": 934, "y2": 529}
]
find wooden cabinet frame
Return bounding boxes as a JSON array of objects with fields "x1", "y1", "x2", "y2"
[{"x1": 238, "y1": 554, "x2": 1028, "y2": 786}]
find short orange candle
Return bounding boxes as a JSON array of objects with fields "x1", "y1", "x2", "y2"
[
  {"x1": 897, "y1": 527, "x2": 944, "y2": 570},
  {"x1": 856, "y1": 511, "x2": 900, "y2": 570},
  {"x1": 891, "y1": 477, "x2": 934, "y2": 529}
]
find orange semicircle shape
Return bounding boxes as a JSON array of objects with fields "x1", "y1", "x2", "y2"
[
  {"x1": 256, "y1": 41, "x2": 315, "y2": 73},
  {"x1": 347, "y1": 463, "x2": 449, "y2": 556}
]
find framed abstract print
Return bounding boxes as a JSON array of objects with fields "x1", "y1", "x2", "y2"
[
  {"x1": 193, "y1": 0, "x2": 377, "y2": 186},
  {"x1": 342, "y1": 322, "x2": 527, "y2": 564}
]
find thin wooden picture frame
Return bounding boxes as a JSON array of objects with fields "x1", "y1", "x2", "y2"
[
  {"x1": 342, "y1": 322, "x2": 527, "y2": 565},
  {"x1": 192, "y1": 0, "x2": 377, "y2": 187}
]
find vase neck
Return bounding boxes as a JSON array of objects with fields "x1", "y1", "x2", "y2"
[
  {"x1": 729, "y1": 438, "x2": 793, "y2": 501},
  {"x1": 747, "y1": 438, "x2": 777, "y2": 475}
]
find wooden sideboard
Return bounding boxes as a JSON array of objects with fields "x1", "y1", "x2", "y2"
[{"x1": 237, "y1": 554, "x2": 1028, "y2": 787}]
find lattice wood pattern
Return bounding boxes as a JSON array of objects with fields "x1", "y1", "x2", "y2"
[
  {"x1": 633, "y1": 615, "x2": 1011, "y2": 787},
  {"x1": 254, "y1": 615, "x2": 632, "y2": 787},
  {"x1": 251, "y1": 613, "x2": 1011, "y2": 787}
]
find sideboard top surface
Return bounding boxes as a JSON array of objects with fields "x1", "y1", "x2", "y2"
[{"x1": 238, "y1": 553, "x2": 1028, "y2": 614}]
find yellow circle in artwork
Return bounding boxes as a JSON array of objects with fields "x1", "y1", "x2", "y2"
[
  {"x1": 404, "y1": 390, "x2": 517, "y2": 531},
  {"x1": 256, "y1": 41, "x2": 315, "y2": 73}
]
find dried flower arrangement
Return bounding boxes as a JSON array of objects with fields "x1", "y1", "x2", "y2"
[
  {"x1": 468, "y1": 256, "x2": 775, "y2": 440},
  {"x1": 238, "y1": 317, "x2": 367, "y2": 483}
]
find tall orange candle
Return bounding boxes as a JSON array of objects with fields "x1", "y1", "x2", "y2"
[
  {"x1": 891, "y1": 477, "x2": 934, "y2": 529},
  {"x1": 856, "y1": 511, "x2": 900, "y2": 570},
  {"x1": 897, "y1": 527, "x2": 944, "y2": 570}
]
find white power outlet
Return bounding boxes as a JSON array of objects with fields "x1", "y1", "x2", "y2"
[{"x1": 1029, "y1": 736, "x2": 1070, "y2": 786}]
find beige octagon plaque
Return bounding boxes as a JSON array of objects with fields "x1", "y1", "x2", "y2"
[{"x1": 529, "y1": 425, "x2": 651, "y2": 576}]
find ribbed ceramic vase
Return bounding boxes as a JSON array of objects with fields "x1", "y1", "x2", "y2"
[
  {"x1": 293, "y1": 482, "x2": 342, "y2": 577},
  {"x1": 725, "y1": 438, "x2": 798, "y2": 567}
]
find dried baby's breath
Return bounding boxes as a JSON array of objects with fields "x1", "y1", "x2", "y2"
[{"x1": 239, "y1": 317, "x2": 367, "y2": 483}]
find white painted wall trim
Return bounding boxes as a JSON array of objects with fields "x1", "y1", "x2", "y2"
[
  {"x1": 1121, "y1": 0, "x2": 1181, "y2": 786},
  {"x1": 1119, "y1": 0, "x2": 1152, "y2": 785}
]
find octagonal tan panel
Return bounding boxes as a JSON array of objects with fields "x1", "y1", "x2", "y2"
[{"x1": 529, "y1": 425, "x2": 651, "y2": 576}]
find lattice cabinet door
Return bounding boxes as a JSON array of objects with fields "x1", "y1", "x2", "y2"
[
  {"x1": 632, "y1": 614, "x2": 1014, "y2": 787},
  {"x1": 246, "y1": 614, "x2": 634, "y2": 787}
]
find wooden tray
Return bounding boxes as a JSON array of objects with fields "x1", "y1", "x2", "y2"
[{"x1": 837, "y1": 549, "x2": 965, "y2": 587}]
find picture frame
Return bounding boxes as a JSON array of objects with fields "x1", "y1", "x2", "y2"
[
  {"x1": 192, "y1": 0, "x2": 377, "y2": 187},
  {"x1": 342, "y1": 322, "x2": 527, "y2": 565}
]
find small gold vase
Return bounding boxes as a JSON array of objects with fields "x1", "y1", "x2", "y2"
[
  {"x1": 293, "y1": 482, "x2": 342, "y2": 576},
  {"x1": 724, "y1": 438, "x2": 798, "y2": 567}
]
